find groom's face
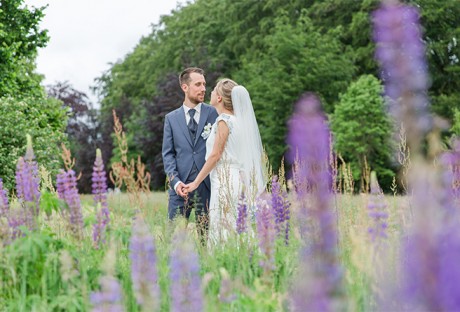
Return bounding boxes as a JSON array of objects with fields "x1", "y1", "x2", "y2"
[{"x1": 184, "y1": 72, "x2": 206, "y2": 105}]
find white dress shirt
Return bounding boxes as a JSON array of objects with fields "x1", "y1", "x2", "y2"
[{"x1": 183, "y1": 103, "x2": 201, "y2": 125}]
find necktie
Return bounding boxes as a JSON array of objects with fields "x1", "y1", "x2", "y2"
[{"x1": 188, "y1": 108, "x2": 198, "y2": 142}]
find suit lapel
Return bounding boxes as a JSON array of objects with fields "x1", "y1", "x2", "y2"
[
  {"x1": 195, "y1": 105, "x2": 210, "y2": 145},
  {"x1": 177, "y1": 107, "x2": 193, "y2": 146}
]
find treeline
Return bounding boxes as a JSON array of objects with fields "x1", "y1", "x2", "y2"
[
  {"x1": 1, "y1": 0, "x2": 459, "y2": 193},
  {"x1": 94, "y1": 0, "x2": 460, "y2": 192}
]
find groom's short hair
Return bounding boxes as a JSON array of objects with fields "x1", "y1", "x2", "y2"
[{"x1": 179, "y1": 67, "x2": 205, "y2": 86}]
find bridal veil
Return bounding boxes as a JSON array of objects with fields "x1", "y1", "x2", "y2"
[{"x1": 231, "y1": 85, "x2": 266, "y2": 195}]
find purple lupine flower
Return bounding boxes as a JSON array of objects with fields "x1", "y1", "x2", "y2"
[
  {"x1": 396, "y1": 159, "x2": 460, "y2": 311},
  {"x1": 367, "y1": 172, "x2": 388, "y2": 243},
  {"x1": 437, "y1": 227, "x2": 460, "y2": 310},
  {"x1": 92, "y1": 149, "x2": 110, "y2": 249},
  {"x1": 169, "y1": 229, "x2": 203, "y2": 312},
  {"x1": 92, "y1": 149, "x2": 108, "y2": 210},
  {"x1": 286, "y1": 93, "x2": 332, "y2": 196},
  {"x1": 287, "y1": 93, "x2": 343, "y2": 311},
  {"x1": 7, "y1": 208, "x2": 28, "y2": 240},
  {"x1": 15, "y1": 135, "x2": 41, "y2": 217},
  {"x1": 271, "y1": 175, "x2": 291, "y2": 245},
  {"x1": 371, "y1": 2, "x2": 460, "y2": 309},
  {"x1": 401, "y1": 194, "x2": 460, "y2": 311},
  {"x1": 255, "y1": 194, "x2": 276, "y2": 276},
  {"x1": 56, "y1": 169, "x2": 83, "y2": 238},
  {"x1": 129, "y1": 215, "x2": 160, "y2": 309},
  {"x1": 236, "y1": 190, "x2": 248, "y2": 235},
  {"x1": 56, "y1": 172, "x2": 66, "y2": 200},
  {"x1": 286, "y1": 94, "x2": 335, "y2": 249},
  {"x1": 93, "y1": 208, "x2": 110, "y2": 249},
  {"x1": 0, "y1": 178, "x2": 9, "y2": 217},
  {"x1": 90, "y1": 275, "x2": 124, "y2": 312},
  {"x1": 373, "y1": 2, "x2": 432, "y2": 152}
]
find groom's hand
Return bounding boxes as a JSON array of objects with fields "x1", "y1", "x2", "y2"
[{"x1": 175, "y1": 182, "x2": 187, "y2": 198}]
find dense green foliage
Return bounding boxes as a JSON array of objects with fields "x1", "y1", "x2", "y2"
[
  {"x1": 95, "y1": 0, "x2": 459, "y2": 191},
  {"x1": 0, "y1": 0, "x2": 68, "y2": 190},
  {"x1": 330, "y1": 75, "x2": 394, "y2": 191},
  {"x1": 0, "y1": 96, "x2": 67, "y2": 190},
  {"x1": 409, "y1": 0, "x2": 460, "y2": 121},
  {"x1": 451, "y1": 108, "x2": 460, "y2": 139},
  {"x1": 235, "y1": 11, "x2": 354, "y2": 165}
]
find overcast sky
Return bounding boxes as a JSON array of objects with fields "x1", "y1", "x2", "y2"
[{"x1": 25, "y1": 0, "x2": 185, "y2": 105}]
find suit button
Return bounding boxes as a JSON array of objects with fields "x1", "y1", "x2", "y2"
[{"x1": 193, "y1": 152, "x2": 196, "y2": 154}]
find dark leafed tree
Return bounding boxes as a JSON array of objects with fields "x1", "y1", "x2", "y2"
[
  {"x1": 129, "y1": 73, "x2": 183, "y2": 190},
  {"x1": 47, "y1": 82, "x2": 104, "y2": 193}
]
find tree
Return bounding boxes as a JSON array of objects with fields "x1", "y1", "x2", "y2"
[
  {"x1": 235, "y1": 11, "x2": 355, "y2": 173},
  {"x1": 330, "y1": 75, "x2": 395, "y2": 191},
  {"x1": 0, "y1": 0, "x2": 67, "y2": 191},
  {"x1": 0, "y1": 0, "x2": 49, "y2": 97},
  {"x1": 408, "y1": 0, "x2": 460, "y2": 123}
]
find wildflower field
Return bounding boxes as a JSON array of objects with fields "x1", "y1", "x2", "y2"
[{"x1": 0, "y1": 164, "x2": 411, "y2": 312}]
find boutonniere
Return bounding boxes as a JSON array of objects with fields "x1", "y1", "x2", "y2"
[{"x1": 201, "y1": 123, "x2": 212, "y2": 139}]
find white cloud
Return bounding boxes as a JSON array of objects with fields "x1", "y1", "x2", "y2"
[{"x1": 24, "y1": 0, "x2": 183, "y2": 104}]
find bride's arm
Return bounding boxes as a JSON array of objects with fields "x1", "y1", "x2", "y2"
[{"x1": 185, "y1": 120, "x2": 229, "y2": 193}]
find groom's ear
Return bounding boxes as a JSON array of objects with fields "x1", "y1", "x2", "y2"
[{"x1": 181, "y1": 83, "x2": 188, "y2": 92}]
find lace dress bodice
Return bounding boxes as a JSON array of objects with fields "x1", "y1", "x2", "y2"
[{"x1": 205, "y1": 113, "x2": 243, "y2": 171}]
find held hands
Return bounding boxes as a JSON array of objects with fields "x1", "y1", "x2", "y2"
[
  {"x1": 175, "y1": 182, "x2": 188, "y2": 198},
  {"x1": 175, "y1": 181, "x2": 199, "y2": 198},
  {"x1": 184, "y1": 181, "x2": 199, "y2": 195}
]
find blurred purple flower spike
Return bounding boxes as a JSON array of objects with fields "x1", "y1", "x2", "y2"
[
  {"x1": 373, "y1": 1, "x2": 432, "y2": 151},
  {"x1": 287, "y1": 93, "x2": 342, "y2": 311}
]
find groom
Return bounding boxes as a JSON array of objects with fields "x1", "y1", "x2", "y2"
[{"x1": 162, "y1": 67, "x2": 218, "y2": 238}]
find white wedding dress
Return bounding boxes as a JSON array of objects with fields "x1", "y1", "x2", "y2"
[
  {"x1": 206, "y1": 113, "x2": 242, "y2": 244},
  {"x1": 205, "y1": 86, "x2": 266, "y2": 246}
]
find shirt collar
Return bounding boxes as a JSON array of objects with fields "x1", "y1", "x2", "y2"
[{"x1": 183, "y1": 103, "x2": 202, "y2": 115}]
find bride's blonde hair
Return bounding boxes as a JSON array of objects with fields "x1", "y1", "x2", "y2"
[{"x1": 215, "y1": 78, "x2": 238, "y2": 111}]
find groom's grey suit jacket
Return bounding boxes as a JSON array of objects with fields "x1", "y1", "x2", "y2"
[{"x1": 162, "y1": 103, "x2": 218, "y2": 194}]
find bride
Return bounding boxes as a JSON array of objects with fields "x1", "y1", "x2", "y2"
[{"x1": 184, "y1": 78, "x2": 265, "y2": 244}]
